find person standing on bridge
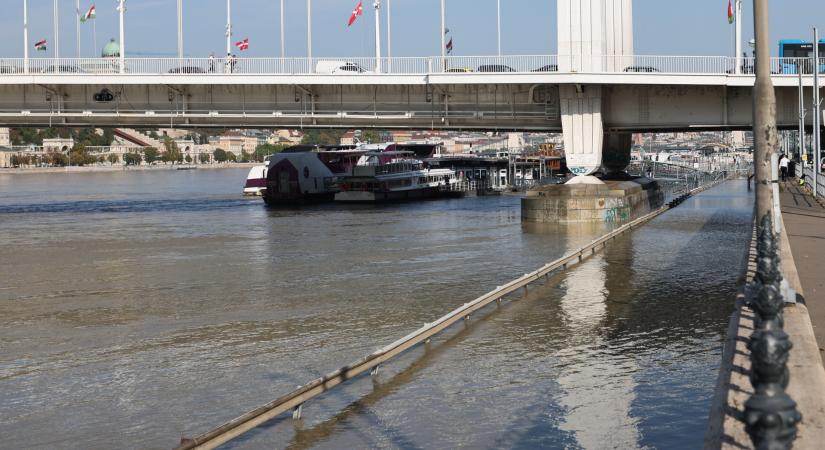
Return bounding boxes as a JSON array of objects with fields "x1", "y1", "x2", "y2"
[
  {"x1": 780, "y1": 154, "x2": 789, "y2": 182},
  {"x1": 209, "y1": 53, "x2": 215, "y2": 73}
]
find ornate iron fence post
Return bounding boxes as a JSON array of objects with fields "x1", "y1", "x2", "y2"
[{"x1": 744, "y1": 214, "x2": 801, "y2": 449}]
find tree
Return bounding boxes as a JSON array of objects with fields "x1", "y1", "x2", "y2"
[
  {"x1": 361, "y1": 130, "x2": 380, "y2": 144},
  {"x1": 302, "y1": 129, "x2": 344, "y2": 145},
  {"x1": 144, "y1": 147, "x2": 159, "y2": 164},
  {"x1": 108, "y1": 153, "x2": 119, "y2": 165},
  {"x1": 161, "y1": 137, "x2": 183, "y2": 164},
  {"x1": 213, "y1": 148, "x2": 228, "y2": 162},
  {"x1": 123, "y1": 152, "x2": 142, "y2": 165},
  {"x1": 97, "y1": 155, "x2": 106, "y2": 164},
  {"x1": 254, "y1": 143, "x2": 287, "y2": 162},
  {"x1": 68, "y1": 144, "x2": 95, "y2": 166},
  {"x1": 226, "y1": 151, "x2": 237, "y2": 162},
  {"x1": 199, "y1": 153, "x2": 211, "y2": 164},
  {"x1": 148, "y1": 130, "x2": 160, "y2": 140},
  {"x1": 185, "y1": 154, "x2": 193, "y2": 163}
]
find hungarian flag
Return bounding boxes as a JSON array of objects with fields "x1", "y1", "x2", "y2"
[
  {"x1": 446, "y1": 38, "x2": 454, "y2": 54},
  {"x1": 348, "y1": 1, "x2": 364, "y2": 27},
  {"x1": 80, "y1": 4, "x2": 96, "y2": 23},
  {"x1": 728, "y1": 0, "x2": 734, "y2": 24},
  {"x1": 34, "y1": 39, "x2": 47, "y2": 51},
  {"x1": 235, "y1": 38, "x2": 249, "y2": 51}
]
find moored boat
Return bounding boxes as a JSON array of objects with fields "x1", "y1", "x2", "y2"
[{"x1": 334, "y1": 151, "x2": 462, "y2": 202}]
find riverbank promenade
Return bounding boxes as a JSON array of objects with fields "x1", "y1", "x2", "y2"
[{"x1": 781, "y1": 181, "x2": 825, "y2": 355}]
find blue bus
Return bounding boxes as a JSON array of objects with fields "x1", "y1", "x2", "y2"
[{"x1": 779, "y1": 39, "x2": 825, "y2": 74}]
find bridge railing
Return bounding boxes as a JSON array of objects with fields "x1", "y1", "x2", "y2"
[{"x1": 1, "y1": 56, "x2": 822, "y2": 76}]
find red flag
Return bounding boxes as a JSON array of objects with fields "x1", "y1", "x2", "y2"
[
  {"x1": 348, "y1": 1, "x2": 364, "y2": 27},
  {"x1": 235, "y1": 38, "x2": 249, "y2": 51},
  {"x1": 727, "y1": 0, "x2": 734, "y2": 24},
  {"x1": 446, "y1": 38, "x2": 454, "y2": 54}
]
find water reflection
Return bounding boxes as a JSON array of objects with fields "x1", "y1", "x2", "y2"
[{"x1": 0, "y1": 172, "x2": 752, "y2": 450}]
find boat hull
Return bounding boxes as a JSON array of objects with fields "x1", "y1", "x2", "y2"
[{"x1": 335, "y1": 186, "x2": 455, "y2": 203}]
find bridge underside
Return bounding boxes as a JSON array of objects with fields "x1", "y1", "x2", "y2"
[{"x1": 0, "y1": 83, "x2": 808, "y2": 132}]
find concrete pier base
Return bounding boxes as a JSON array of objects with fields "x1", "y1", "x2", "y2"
[{"x1": 521, "y1": 178, "x2": 663, "y2": 224}]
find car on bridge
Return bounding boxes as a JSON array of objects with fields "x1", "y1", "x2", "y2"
[
  {"x1": 532, "y1": 64, "x2": 559, "y2": 72},
  {"x1": 446, "y1": 67, "x2": 473, "y2": 73},
  {"x1": 40, "y1": 65, "x2": 86, "y2": 74},
  {"x1": 623, "y1": 66, "x2": 660, "y2": 73},
  {"x1": 477, "y1": 64, "x2": 516, "y2": 73},
  {"x1": 168, "y1": 66, "x2": 207, "y2": 74},
  {"x1": 315, "y1": 61, "x2": 372, "y2": 74}
]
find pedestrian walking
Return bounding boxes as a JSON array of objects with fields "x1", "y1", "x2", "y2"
[
  {"x1": 229, "y1": 54, "x2": 238, "y2": 73},
  {"x1": 780, "y1": 154, "x2": 789, "y2": 182},
  {"x1": 208, "y1": 53, "x2": 215, "y2": 73}
]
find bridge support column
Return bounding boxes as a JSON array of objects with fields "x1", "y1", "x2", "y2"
[
  {"x1": 558, "y1": 0, "x2": 633, "y2": 179},
  {"x1": 602, "y1": 133, "x2": 633, "y2": 177},
  {"x1": 560, "y1": 84, "x2": 604, "y2": 180}
]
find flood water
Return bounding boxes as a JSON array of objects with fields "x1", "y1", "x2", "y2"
[{"x1": 0, "y1": 169, "x2": 753, "y2": 449}]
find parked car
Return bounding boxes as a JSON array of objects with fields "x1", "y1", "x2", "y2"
[
  {"x1": 0, "y1": 65, "x2": 22, "y2": 74},
  {"x1": 532, "y1": 64, "x2": 559, "y2": 72},
  {"x1": 40, "y1": 65, "x2": 86, "y2": 74},
  {"x1": 315, "y1": 60, "x2": 372, "y2": 74},
  {"x1": 623, "y1": 66, "x2": 660, "y2": 73},
  {"x1": 446, "y1": 67, "x2": 473, "y2": 73},
  {"x1": 477, "y1": 64, "x2": 516, "y2": 72},
  {"x1": 168, "y1": 66, "x2": 206, "y2": 74}
]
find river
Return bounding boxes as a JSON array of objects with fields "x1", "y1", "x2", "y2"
[{"x1": 0, "y1": 169, "x2": 753, "y2": 449}]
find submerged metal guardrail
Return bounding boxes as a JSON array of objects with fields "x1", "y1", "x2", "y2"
[{"x1": 174, "y1": 178, "x2": 730, "y2": 450}]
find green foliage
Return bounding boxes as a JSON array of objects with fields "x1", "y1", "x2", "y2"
[
  {"x1": 199, "y1": 153, "x2": 211, "y2": 163},
  {"x1": 301, "y1": 129, "x2": 344, "y2": 145},
  {"x1": 162, "y1": 139, "x2": 183, "y2": 164},
  {"x1": 213, "y1": 148, "x2": 228, "y2": 162},
  {"x1": 45, "y1": 152, "x2": 68, "y2": 166},
  {"x1": 123, "y1": 153, "x2": 142, "y2": 165},
  {"x1": 107, "y1": 153, "x2": 119, "y2": 164},
  {"x1": 143, "y1": 147, "x2": 159, "y2": 164},
  {"x1": 361, "y1": 130, "x2": 380, "y2": 144},
  {"x1": 67, "y1": 144, "x2": 97, "y2": 166},
  {"x1": 254, "y1": 143, "x2": 287, "y2": 162},
  {"x1": 226, "y1": 151, "x2": 237, "y2": 162},
  {"x1": 148, "y1": 130, "x2": 160, "y2": 139},
  {"x1": 185, "y1": 154, "x2": 192, "y2": 163}
]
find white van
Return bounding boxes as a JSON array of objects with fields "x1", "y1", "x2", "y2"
[{"x1": 315, "y1": 60, "x2": 372, "y2": 74}]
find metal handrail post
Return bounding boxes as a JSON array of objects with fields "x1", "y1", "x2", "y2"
[{"x1": 814, "y1": 28, "x2": 821, "y2": 198}]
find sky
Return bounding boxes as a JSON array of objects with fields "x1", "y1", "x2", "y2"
[{"x1": 0, "y1": 0, "x2": 824, "y2": 59}]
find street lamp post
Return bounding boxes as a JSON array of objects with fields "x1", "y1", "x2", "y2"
[
  {"x1": 280, "y1": 0, "x2": 285, "y2": 59},
  {"x1": 734, "y1": 0, "x2": 742, "y2": 74},
  {"x1": 23, "y1": 0, "x2": 28, "y2": 74},
  {"x1": 226, "y1": 0, "x2": 232, "y2": 58},
  {"x1": 814, "y1": 28, "x2": 821, "y2": 197},
  {"x1": 496, "y1": 0, "x2": 501, "y2": 56},
  {"x1": 53, "y1": 0, "x2": 59, "y2": 63},
  {"x1": 177, "y1": 0, "x2": 183, "y2": 60},
  {"x1": 118, "y1": 0, "x2": 125, "y2": 73}
]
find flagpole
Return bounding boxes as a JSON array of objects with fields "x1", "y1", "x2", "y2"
[
  {"x1": 118, "y1": 0, "x2": 124, "y2": 73},
  {"x1": 93, "y1": 17, "x2": 97, "y2": 57},
  {"x1": 374, "y1": 0, "x2": 382, "y2": 73},
  {"x1": 75, "y1": 0, "x2": 81, "y2": 59},
  {"x1": 226, "y1": 0, "x2": 231, "y2": 58},
  {"x1": 386, "y1": 0, "x2": 392, "y2": 72},
  {"x1": 496, "y1": 0, "x2": 501, "y2": 56},
  {"x1": 53, "y1": 0, "x2": 59, "y2": 62},
  {"x1": 280, "y1": 0, "x2": 285, "y2": 58},
  {"x1": 177, "y1": 0, "x2": 183, "y2": 59},
  {"x1": 734, "y1": 0, "x2": 742, "y2": 74},
  {"x1": 23, "y1": 0, "x2": 28, "y2": 73},
  {"x1": 307, "y1": 0, "x2": 312, "y2": 65},
  {"x1": 440, "y1": 0, "x2": 446, "y2": 63}
]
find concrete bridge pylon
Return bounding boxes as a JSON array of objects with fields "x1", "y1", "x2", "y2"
[{"x1": 558, "y1": 0, "x2": 634, "y2": 178}]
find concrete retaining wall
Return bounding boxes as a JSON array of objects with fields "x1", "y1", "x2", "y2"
[{"x1": 522, "y1": 179, "x2": 663, "y2": 223}]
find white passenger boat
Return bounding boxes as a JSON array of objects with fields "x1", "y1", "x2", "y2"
[
  {"x1": 334, "y1": 151, "x2": 462, "y2": 202},
  {"x1": 262, "y1": 145, "x2": 364, "y2": 204},
  {"x1": 243, "y1": 164, "x2": 268, "y2": 196}
]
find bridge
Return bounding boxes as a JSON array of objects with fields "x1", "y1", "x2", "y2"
[{"x1": 2, "y1": 0, "x2": 823, "y2": 178}]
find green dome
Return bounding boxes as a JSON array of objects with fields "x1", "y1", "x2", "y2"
[{"x1": 102, "y1": 39, "x2": 120, "y2": 58}]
